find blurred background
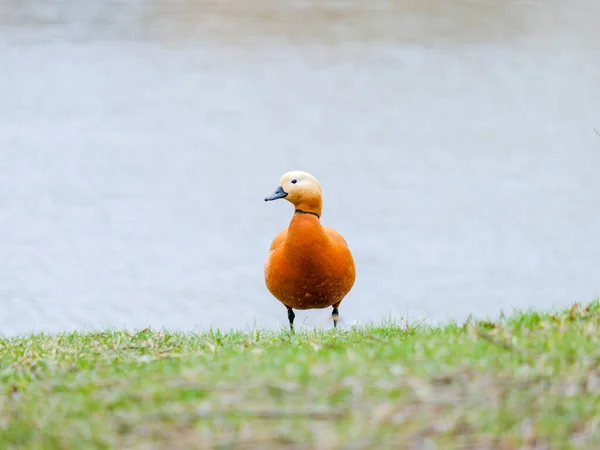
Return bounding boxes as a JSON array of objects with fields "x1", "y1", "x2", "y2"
[{"x1": 0, "y1": 0, "x2": 599, "y2": 336}]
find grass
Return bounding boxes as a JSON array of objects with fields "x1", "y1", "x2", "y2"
[{"x1": 1, "y1": 303, "x2": 600, "y2": 449}]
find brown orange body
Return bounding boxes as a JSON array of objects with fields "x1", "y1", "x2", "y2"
[
  {"x1": 264, "y1": 170, "x2": 356, "y2": 329},
  {"x1": 265, "y1": 212, "x2": 356, "y2": 310}
]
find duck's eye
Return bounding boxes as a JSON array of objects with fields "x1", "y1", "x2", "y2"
[{"x1": 291, "y1": 179, "x2": 297, "y2": 184}]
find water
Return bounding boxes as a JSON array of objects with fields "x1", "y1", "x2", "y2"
[{"x1": 1, "y1": 1, "x2": 599, "y2": 336}]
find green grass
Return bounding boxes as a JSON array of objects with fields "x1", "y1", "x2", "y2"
[{"x1": 1, "y1": 303, "x2": 600, "y2": 449}]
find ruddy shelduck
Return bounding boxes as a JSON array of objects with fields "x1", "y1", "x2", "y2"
[{"x1": 264, "y1": 171, "x2": 356, "y2": 331}]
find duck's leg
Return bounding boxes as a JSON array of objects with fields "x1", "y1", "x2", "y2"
[
  {"x1": 332, "y1": 305, "x2": 340, "y2": 328},
  {"x1": 287, "y1": 308, "x2": 295, "y2": 332}
]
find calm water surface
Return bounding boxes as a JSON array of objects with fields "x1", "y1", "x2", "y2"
[{"x1": 1, "y1": 1, "x2": 599, "y2": 336}]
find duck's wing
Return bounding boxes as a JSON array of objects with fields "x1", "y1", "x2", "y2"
[
  {"x1": 323, "y1": 226, "x2": 350, "y2": 248},
  {"x1": 269, "y1": 227, "x2": 288, "y2": 252}
]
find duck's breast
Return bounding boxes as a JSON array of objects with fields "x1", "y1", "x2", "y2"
[{"x1": 265, "y1": 215, "x2": 355, "y2": 309}]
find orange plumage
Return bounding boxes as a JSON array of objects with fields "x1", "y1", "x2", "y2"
[{"x1": 264, "y1": 171, "x2": 356, "y2": 330}]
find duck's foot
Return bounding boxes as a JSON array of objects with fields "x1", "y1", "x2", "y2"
[
  {"x1": 332, "y1": 307, "x2": 339, "y2": 328},
  {"x1": 287, "y1": 308, "x2": 295, "y2": 333}
]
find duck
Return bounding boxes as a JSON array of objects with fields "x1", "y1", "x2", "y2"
[{"x1": 264, "y1": 171, "x2": 356, "y2": 331}]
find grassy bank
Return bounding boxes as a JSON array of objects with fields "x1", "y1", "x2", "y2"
[{"x1": 1, "y1": 303, "x2": 600, "y2": 449}]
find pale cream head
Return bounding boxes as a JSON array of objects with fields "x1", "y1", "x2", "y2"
[{"x1": 264, "y1": 170, "x2": 323, "y2": 218}]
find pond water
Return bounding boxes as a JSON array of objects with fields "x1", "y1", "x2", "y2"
[{"x1": 1, "y1": 1, "x2": 599, "y2": 335}]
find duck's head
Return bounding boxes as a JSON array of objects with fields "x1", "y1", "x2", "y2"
[{"x1": 264, "y1": 170, "x2": 323, "y2": 218}]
